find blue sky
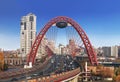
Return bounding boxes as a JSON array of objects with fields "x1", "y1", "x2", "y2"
[{"x1": 0, "y1": 0, "x2": 120, "y2": 50}]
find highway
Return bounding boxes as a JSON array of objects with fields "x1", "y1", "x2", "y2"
[{"x1": 0, "y1": 54, "x2": 80, "y2": 82}]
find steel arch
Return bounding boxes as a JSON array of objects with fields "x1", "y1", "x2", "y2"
[{"x1": 27, "y1": 16, "x2": 98, "y2": 65}]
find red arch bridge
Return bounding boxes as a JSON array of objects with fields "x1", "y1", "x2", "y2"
[{"x1": 0, "y1": 16, "x2": 98, "y2": 81}]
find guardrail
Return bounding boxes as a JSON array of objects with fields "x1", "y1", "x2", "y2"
[
  {"x1": 0, "y1": 56, "x2": 51, "y2": 79},
  {"x1": 21, "y1": 68, "x2": 80, "y2": 82}
]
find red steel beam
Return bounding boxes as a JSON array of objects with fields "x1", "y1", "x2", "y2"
[{"x1": 27, "y1": 16, "x2": 98, "y2": 65}]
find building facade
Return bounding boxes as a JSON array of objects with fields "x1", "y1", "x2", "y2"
[
  {"x1": 118, "y1": 46, "x2": 120, "y2": 58},
  {"x1": 102, "y1": 47, "x2": 111, "y2": 57},
  {"x1": 20, "y1": 13, "x2": 36, "y2": 57},
  {"x1": 37, "y1": 36, "x2": 48, "y2": 59},
  {"x1": 4, "y1": 57, "x2": 22, "y2": 66},
  {"x1": 111, "y1": 46, "x2": 118, "y2": 58},
  {"x1": 102, "y1": 46, "x2": 118, "y2": 58},
  {"x1": 3, "y1": 50, "x2": 23, "y2": 66},
  {"x1": 58, "y1": 44, "x2": 65, "y2": 55}
]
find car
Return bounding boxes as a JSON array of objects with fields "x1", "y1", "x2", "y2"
[
  {"x1": 31, "y1": 73, "x2": 38, "y2": 77},
  {"x1": 33, "y1": 73, "x2": 38, "y2": 76},
  {"x1": 19, "y1": 75, "x2": 25, "y2": 79},
  {"x1": 11, "y1": 78, "x2": 18, "y2": 81},
  {"x1": 26, "y1": 76, "x2": 32, "y2": 79},
  {"x1": 38, "y1": 72, "x2": 43, "y2": 76}
]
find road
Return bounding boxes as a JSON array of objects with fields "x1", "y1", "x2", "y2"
[{"x1": 0, "y1": 54, "x2": 80, "y2": 82}]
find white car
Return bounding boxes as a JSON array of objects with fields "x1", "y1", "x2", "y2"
[
  {"x1": 33, "y1": 73, "x2": 38, "y2": 76},
  {"x1": 26, "y1": 76, "x2": 32, "y2": 79}
]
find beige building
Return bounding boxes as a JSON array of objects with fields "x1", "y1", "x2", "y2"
[
  {"x1": 20, "y1": 13, "x2": 36, "y2": 57},
  {"x1": 36, "y1": 36, "x2": 48, "y2": 59},
  {"x1": 4, "y1": 54, "x2": 22, "y2": 65},
  {"x1": 37, "y1": 37, "x2": 55, "y2": 59},
  {"x1": 67, "y1": 39, "x2": 77, "y2": 55},
  {"x1": 3, "y1": 50, "x2": 22, "y2": 65}
]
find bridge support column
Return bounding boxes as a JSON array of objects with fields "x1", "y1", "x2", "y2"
[
  {"x1": 68, "y1": 76, "x2": 78, "y2": 82},
  {"x1": 72, "y1": 77, "x2": 78, "y2": 82},
  {"x1": 85, "y1": 61, "x2": 88, "y2": 81}
]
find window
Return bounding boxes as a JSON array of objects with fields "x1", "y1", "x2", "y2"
[
  {"x1": 24, "y1": 22, "x2": 26, "y2": 30},
  {"x1": 21, "y1": 22, "x2": 24, "y2": 25},
  {"x1": 31, "y1": 41, "x2": 32, "y2": 47},
  {"x1": 22, "y1": 32, "x2": 24, "y2": 35},
  {"x1": 31, "y1": 31, "x2": 33, "y2": 39},
  {"x1": 31, "y1": 22, "x2": 33, "y2": 30},
  {"x1": 22, "y1": 48, "x2": 24, "y2": 52},
  {"x1": 29, "y1": 16, "x2": 34, "y2": 21}
]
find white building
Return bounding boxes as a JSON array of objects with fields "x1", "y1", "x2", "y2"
[
  {"x1": 111, "y1": 46, "x2": 118, "y2": 58},
  {"x1": 20, "y1": 13, "x2": 36, "y2": 57},
  {"x1": 58, "y1": 44, "x2": 65, "y2": 54}
]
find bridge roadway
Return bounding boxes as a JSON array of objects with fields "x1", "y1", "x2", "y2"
[
  {"x1": 0, "y1": 55, "x2": 80, "y2": 82},
  {"x1": 21, "y1": 67, "x2": 81, "y2": 82},
  {"x1": 0, "y1": 56, "x2": 52, "y2": 82}
]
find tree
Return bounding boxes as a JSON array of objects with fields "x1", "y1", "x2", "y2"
[
  {"x1": 95, "y1": 66, "x2": 114, "y2": 79},
  {"x1": 102, "y1": 67, "x2": 114, "y2": 78},
  {"x1": 3, "y1": 64, "x2": 8, "y2": 71},
  {"x1": 0, "y1": 63, "x2": 2, "y2": 71},
  {"x1": 115, "y1": 67, "x2": 120, "y2": 76},
  {"x1": 0, "y1": 52, "x2": 4, "y2": 70},
  {"x1": 116, "y1": 75, "x2": 120, "y2": 82},
  {"x1": 40, "y1": 55, "x2": 47, "y2": 63}
]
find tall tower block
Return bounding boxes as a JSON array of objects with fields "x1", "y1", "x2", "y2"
[{"x1": 20, "y1": 13, "x2": 36, "y2": 57}]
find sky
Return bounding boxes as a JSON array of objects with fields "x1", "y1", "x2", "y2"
[{"x1": 0, "y1": 0, "x2": 120, "y2": 50}]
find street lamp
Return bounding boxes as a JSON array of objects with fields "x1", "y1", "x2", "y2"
[
  {"x1": 64, "y1": 64, "x2": 66, "y2": 71},
  {"x1": 51, "y1": 59, "x2": 54, "y2": 72}
]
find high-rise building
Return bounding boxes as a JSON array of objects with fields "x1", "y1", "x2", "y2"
[
  {"x1": 68, "y1": 39, "x2": 76, "y2": 55},
  {"x1": 58, "y1": 44, "x2": 65, "y2": 54},
  {"x1": 36, "y1": 36, "x2": 56, "y2": 59},
  {"x1": 37, "y1": 36, "x2": 48, "y2": 59},
  {"x1": 111, "y1": 46, "x2": 118, "y2": 58},
  {"x1": 20, "y1": 13, "x2": 36, "y2": 57},
  {"x1": 47, "y1": 40, "x2": 55, "y2": 52},
  {"x1": 118, "y1": 46, "x2": 120, "y2": 58},
  {"x1": 102, "y1": 47, "x2": 111, "y2": 57}
]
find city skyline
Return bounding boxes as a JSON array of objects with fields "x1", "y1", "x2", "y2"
[{"x1": 0, "y1": 0, "x2": 120, "y2": 50}]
